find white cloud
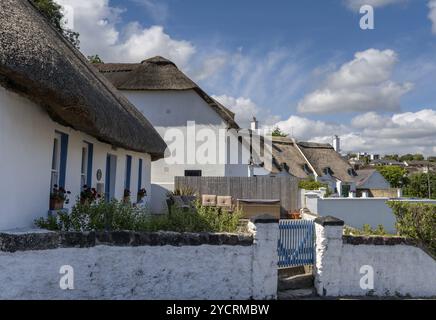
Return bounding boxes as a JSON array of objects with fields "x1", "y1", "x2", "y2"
[
  {"x1": 55, "y1": 0, "x2": 195, "y2": 65},
  {"x1": 297, "y1": 49, "x2": 413, "y2": 114},
  {"x1": 131, "y1": 0, "x2": 169, "y2": 23},
  {"x1": 270, "y1": 109, "x2": 436, "y2": 156},
  {"x1": 212, "y1": 95, "x2": 280, "y2": 128},
  {"x1": 344, "y1": 0, "x2": 407, "y2": 10},
  {"x1": 269, "y1": 116, "x2": 346, "y2": 141},
  {"x1": 429, "y1": 0, "x2": 436, "y2": 34},
  {"x1": 212, "y1": 95, "x2": 260, "y2": 127}
]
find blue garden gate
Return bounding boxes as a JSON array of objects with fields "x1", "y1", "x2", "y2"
[{"x1": 278, "y1": 220, "x2": 315, "y2": 268}]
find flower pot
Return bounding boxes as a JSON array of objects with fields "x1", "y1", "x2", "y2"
[
  {"x1": 80, "y1": 198, "x2": 91, "y2": 206},
  {"x1": 50, "y1": 198, "x2": 64, "y2": 211}
]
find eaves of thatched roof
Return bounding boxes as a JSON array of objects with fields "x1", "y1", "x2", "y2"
[
  {"x1": 0, "y1": 0, "x2": 167, "y2": 161},
  {"x1": 94, "y1": 56, "x2": 239, "y2": 129},
  {"x1": 296, "y1": 141, "x2": 355, "y2": 183}
]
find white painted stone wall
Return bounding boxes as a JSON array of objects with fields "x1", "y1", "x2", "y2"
[
  {"x1": 0, "y1": 222, "x2": 278, "y2": 300},
  {"x1": 314, "y1": 222, "x2": 436, "y2": 298},
  {"x1": 122, "y1": 90, "x2": 251, "y2": 213},
  {"x1": 306, "y1": 196, "x2": 436, "y2": 234},
  {"x1": 0, "y1": 86, "x2": 152, "y2": 231}
]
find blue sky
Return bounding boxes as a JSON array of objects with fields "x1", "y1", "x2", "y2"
[{"x1": 58, "y1": 0, "x2": 436, "y2": 155}]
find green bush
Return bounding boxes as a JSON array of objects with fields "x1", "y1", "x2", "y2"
[
  {"x1": 388, "y1": 201, "x2": 436, "y2": 255},
  {"x1": 35, "y1": 199, "x2": 242, "y2": 233},
  {"x1": 298, "y1": 180, "x2": 327, "y2": 191},
  {"x1": 344, "y1": 224, "x2": 392, "y2": 236}
]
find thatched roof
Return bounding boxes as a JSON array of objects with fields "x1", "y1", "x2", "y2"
[
  {"x1": 296, "y1": 142, "x2": 355, "y2": 182},
  {"x1": 0, "y1": 0, "x2": 167, "y2": 160},
  {"x1": 94, "y1": 57, "x2": 239, "y2": 129},
  {"x1": 270, "y1": 137, "x2": 310, "y2": 178}
]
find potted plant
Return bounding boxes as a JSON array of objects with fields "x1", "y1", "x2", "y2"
[
  {"x1": 137, "y1": 188, "x2": 147, "y2": 203},
  {"x1": 50, "y1": 185, "x2": 70, "y2": 210},
  {"x1": 123, "y1": 189, "x2": 131, "y2": 204},
  {"x1": 80, "y1": 185, "x2": 100, "y2": 205}
]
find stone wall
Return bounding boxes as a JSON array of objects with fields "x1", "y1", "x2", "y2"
[
  {"x1": 314, "y1": 216, "x2": 436, "y2": 298},
  {"x1": 0, "y1": 220, "x2": 278, "y2": 300}
]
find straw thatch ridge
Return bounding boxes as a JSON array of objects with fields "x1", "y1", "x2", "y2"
[
  {"x1": 296, "y1": 141, "x2": 355, "y2": 182},
  {"x1": 95, "y1": 56, "x2": 239, "y2": 129},
  {"x1": 0, "y1": 0, "x2": 167, "y2": 160},
  {"x1": 270, "y1": 137, "x2": 310, "y2": 178}
]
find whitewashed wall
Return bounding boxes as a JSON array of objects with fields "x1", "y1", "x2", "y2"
[
  {"x1": 0, "y1": 222, "x2": 278, "y2": 300},
  {"x1": 306, "y1": 195, "x2": 436, "y2": 234},
  {"x1": 305, "y1": 195, "x2": 397, "y2": 233},
  {"x1": 0, "y1": 87, "x2": 152, "y2": 231},
  {"x1": 123, "y1": 90, "x2": 251, "y2": 213},
  {"x1": 314, "y1": 220, "x2": 436, "y2": 298}
]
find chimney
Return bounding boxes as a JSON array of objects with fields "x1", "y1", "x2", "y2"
[
  {"x1": 250, "y1": 117, "x2": 259, "y2": 130},
  {"x1": 333, "y1": 135, "x2": 340, "y2": 153}
]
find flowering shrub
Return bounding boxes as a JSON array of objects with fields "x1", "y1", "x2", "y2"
[
  {"x1": 80, "y1": 185, "x2": 100, "y2": 204},
  {"x1": 50, "y1": 185, "x2": 70, "y2": 204},
  {"x1": 35, "y1": 199, "x2": 242, "y2": 233}
]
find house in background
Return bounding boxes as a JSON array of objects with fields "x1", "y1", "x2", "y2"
[
  {"x1": 267, "y1": 137, "x2": 359, "y2": 196},
  {"x1": 403, "y1": 160, "x2": 436, "y2": 174},
  {"x1": 351, "y1": 169, "x2": 393, "y2": 197},
  {"x1": 95, "y1": 57, "x2": 255, "y2": 212},
  {"x1": 0, "y1": 0, "x2": 166, "y2": 230}
]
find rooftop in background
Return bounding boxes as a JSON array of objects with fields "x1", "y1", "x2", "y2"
[
  {"x1": 270, "y1": 136, "x2": 355, "y2": 182},
  {"x1": 94, "y1": 56, "x2": 239, "y2": 129},
  {"x1": 351, "y1": 169, "x2": 378, "y2": 187}
]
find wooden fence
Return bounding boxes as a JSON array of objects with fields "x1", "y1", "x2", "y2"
[{"x1": 175, "y1": 176, "x2": 300, "y2": 216}]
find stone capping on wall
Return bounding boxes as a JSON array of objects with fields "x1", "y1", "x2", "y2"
[
  {"x1": 0, "y1": 229, "x2": 254, "y2": 253},
  {"x1": 314, "y1": 215, "x2": 345, "y2": 226},
  {"x1": 314, "y1": 215, "x2": 435, "y2": 261},
  {"x1": 342, "y1": 235, "x2": 415, "y2": 246}
]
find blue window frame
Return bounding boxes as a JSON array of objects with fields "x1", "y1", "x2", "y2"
[
  {"x1": 51, "y1": 131, "x2": 68, "y2": 189},
  {"x1": 138, "y1": 158, "x2": 143, "y2": 191},
  {"x1": 125, "y1": 155, "x2": 132, "y2": 190}
]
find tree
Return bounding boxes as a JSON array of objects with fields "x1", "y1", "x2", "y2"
[
  {"x1": 413, "y1": 154, "x2": 425, "y2": 161},
  {"x1": 88, "y1": 55, "x2": 104, "y2": 64},
  {"x1": 399, "y1": 154, "x2": 414, "y2": 162},
  {"x1": 428, "y1": 156, "x2": 436, "y2": 162},
  {"x1": 271, "y1": 127, "x2": 288, "y2": 137},
  {"x1": 376, "y1": 166, "x2": 409, "y2": 188},
  {"x1": 403, "y1": 172, "x2": 436, "y2": 199},
  {"x1": 32, "y1": 0, "x2": 80, "y2": 49},
  {"x1": 383, "y1": 154, "x2": 399, "y2": 161}
]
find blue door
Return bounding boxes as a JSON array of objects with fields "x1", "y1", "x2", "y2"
[{"x1": 278, "y1": 220, "x2": 315, "y2": 268}]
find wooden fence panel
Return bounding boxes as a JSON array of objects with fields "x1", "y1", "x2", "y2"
[{"x1": 175, "y1": 176, "x2": 300, "y2": 215}]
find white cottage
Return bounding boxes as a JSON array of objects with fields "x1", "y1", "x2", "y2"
[
  {"x1": 95, "y1": 57, "x2": 255, "y2": 212},
  {"x1": 268, "y1": 137, "x2": 358, "y2": 196},
  {"x1": 0, "y1": 0, "x2": 167, "y2": 230}
]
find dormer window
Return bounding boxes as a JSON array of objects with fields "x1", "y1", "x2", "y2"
[
  {"x1": 348, "y1": 168, "x2": 358, "y2": 177},
  {"x1": 302, "y1": 164, "x2": 313, "y2": 175},
  {"x1": 323, "y1": 167, "x2": 334, "y2": 176}
]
